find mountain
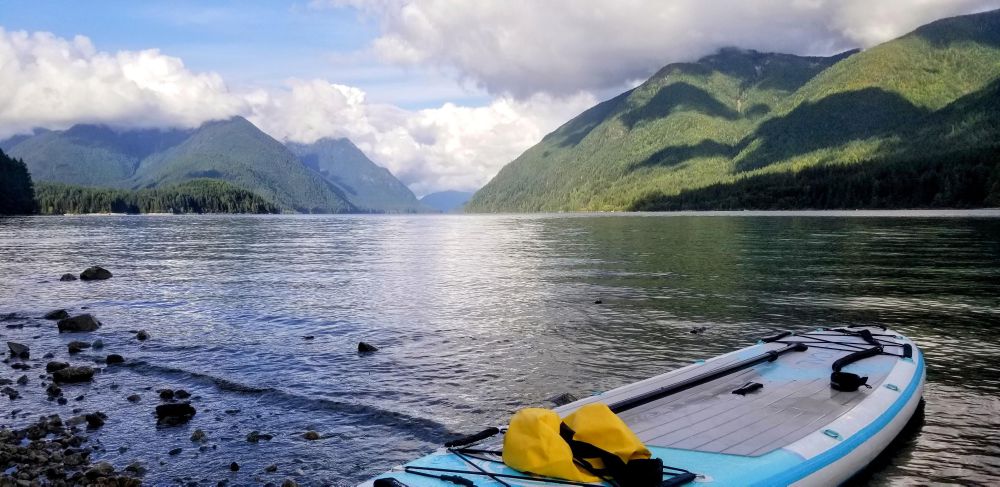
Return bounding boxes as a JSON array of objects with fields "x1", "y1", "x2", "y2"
[
  {"x1": 286, "y1": 138, "x2": 424, "y2": 213},
  {"x1": 132, "y1": 117, "x2": 353, "y2": 213},
  {"x1": 0, "y1": 148, "x2": 36, "y2": 215},
  {"x1": 6, "y1": 117, "x2": 359, "y2": 213},
  {"x1": 5, "y1": 125, "x2": 191, "y2": 187},
  {"x1": 420, "y1": 190, "x2": 474, "y2": 213},
  {"x1": 468, "y1": 9, "x2": 1000, "y2": 212}
]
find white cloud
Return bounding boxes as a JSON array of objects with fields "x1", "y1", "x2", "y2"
[
  {"x1": 0, "y1": 27, "x2": 591, "y2": 194},
  {"x1": 325, "y1": 0, "x2": 1000, "y2": 97},
  {"x1": 0, "y1": 28, "x2": 245, "y2": 136},
  {"x1": 247, "y1": 79, "x2": 595, "y2": 195},
  {"x1": 5, "y1": 1, "x2": 999, "y2": 194}
]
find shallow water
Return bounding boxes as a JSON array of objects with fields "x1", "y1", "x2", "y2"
[{"x1": 1, "y1": 211, "x2": 998, "y2": 486}]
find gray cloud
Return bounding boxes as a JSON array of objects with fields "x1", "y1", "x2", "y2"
[{"x1": 331, "y1": 0, "x2": 1000, "y2": 97}]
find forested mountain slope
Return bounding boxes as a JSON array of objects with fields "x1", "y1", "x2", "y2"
[
  {"x1": 287, "y1": 138, "x2": 425, "y2": 213},
  {"x1": 468, "y1": 9, "x2": 1000, "y2": 212},
  {"x1": 132, "y1": 117, "x2": 354, "y2": 213}
]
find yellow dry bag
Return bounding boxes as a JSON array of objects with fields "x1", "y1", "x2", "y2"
[{"x1": 502, "y1": 403, "x2": 660, "y2": 485}]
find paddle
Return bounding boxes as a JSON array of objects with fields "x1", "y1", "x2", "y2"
[{"x1": 609, "y1": 342, "x2": 808, "y2": 414}]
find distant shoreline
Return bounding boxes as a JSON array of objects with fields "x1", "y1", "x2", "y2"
[{"x1": 6, "y1": 208, "x2": 996, "y2": 218}]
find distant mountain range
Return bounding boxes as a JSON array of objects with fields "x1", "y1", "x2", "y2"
[
  {"x1": 468, "y1": 9, "x2": 1000, "y2": 211},
  {"x1": 420, "y1": 190, "x2": 474, "y2": 213},
  {"x1": 2, "y1": 117, "x2": 425, "y2": 213}
]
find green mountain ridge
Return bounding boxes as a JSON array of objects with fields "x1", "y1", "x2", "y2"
[
  {"x1": 2, "y1": 117, "x2": 419, "y2": 213},
  {"x1": 131, "y1": 117, "x2": 353, "y2": 213},
  {"x1": 467, "y1": 9, "x2": 1000, "y2": 212},
  {"x1": 287, "y1": 138, "x2": 426, "y2": 213}
]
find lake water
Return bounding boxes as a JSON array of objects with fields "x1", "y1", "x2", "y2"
[{"x1": 1, "y1": 211, "x2": 999, "y2": 486}]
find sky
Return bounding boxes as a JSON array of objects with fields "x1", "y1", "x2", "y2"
[{"x1": 2, "y1": 0, "x2": 999, "y2": 196}]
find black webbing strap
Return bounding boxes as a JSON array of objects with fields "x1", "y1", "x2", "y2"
[
  {"x1": 831, "y1": 346, "x2": 882, "y2": 372},
  {"x1": 558, "y1": 423, "x2": 665, "y2": 487}
]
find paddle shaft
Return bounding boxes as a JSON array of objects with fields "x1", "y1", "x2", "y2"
[{"x1": 609, "y1": 342, "x2": 808, "y2": 414}]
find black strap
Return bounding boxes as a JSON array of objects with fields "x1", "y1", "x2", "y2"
[
  {"x1": 831, "y1": 346, "x2": 882, "y2": 372},
  {"x1": 444, "y1": 428, "x2": 500, "y2": 447},
  {"x1": 559, "y1": 423, "x2": 627, "y2": 480},
  {"x1": 558, "y1": 423, "x2": 666, "y2": 487},
  {"x1": 760, "y1": 331, "x2": 791, "y2": 343}
]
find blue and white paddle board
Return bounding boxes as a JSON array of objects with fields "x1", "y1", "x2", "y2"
[{"x1": 362, "y1": 326, "x2": 924, "y2": 486}]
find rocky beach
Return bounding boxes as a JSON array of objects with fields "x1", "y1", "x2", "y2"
[{"x1": 2, "y1": 267, "x2": 306, "y2": 487}]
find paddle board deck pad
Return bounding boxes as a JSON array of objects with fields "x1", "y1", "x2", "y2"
[{"x1": 361, "y1": 326, "x2": 924, "y2": 486}]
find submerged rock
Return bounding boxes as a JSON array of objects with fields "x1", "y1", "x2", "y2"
[
  {"x1": 44, "y1": 309, "x2": 70, "y2": 320},
  {"x1": 53, "y1": 366, "x2": 95, "y2": 383},
  {"x1": 246, "y1": 430, "x2": 274, "y2": 443},
  {"x1": 175, "y1": 389, "x2": 191, "y2": 399},
  {"x1": 230, "y1": 462, "x2": 240, "y2": 472},
  {"x1": 357, "y1": 341, "x2": 379, "y2": 353},
  {"x1": 136, "y1": 330, "x2": 149, "y2": 341},
  {"x1": 46, "y1": 361, "x2": 70, "y2": 373},
  {"x1": 159, "y1": 389, "x2": 175, "y2": 400},
  {"x1": 92, "y1": 339, "x2": 104, "y2": 349},
  {"x1": 85, "y1": 412, "x2": 107, "y2": 429},
  {"x1": 690, "y1": 326, "x2": 707, "y2": 334},
  {"x1": 190, "y1": 429, "x2": 206, "y2": 442},
  {"x1": 106, "y1": 354, "x2": 125, "y2": 364},
  {"x1": 16, "y1": 374, "x2": 28, "y2": 385},
  {"x1": 127, "y1": 394, "x2": 141, "y2": 403},
  {"x1": 57, "y1": 314, "x2": 102, "y2": 333},
  {"x1": 155, "y1": 402, "x2": 196, "y2": 424},
  {"x1": 80, "y1": 266, "x2": 113, "y2": 280},
  {"x1": 168, "y1": 447, "x2": 182, "y2": 456},
  {"x1": 302, "y1": 430, "x2": 320, "y2": 441},
  {"x1": 265, "y1": 464, "x2": 278, "y2": 473},
  {"x1": 7, "y1": 341, "x2": 29, "y2": 358},
  {"x1": 68, "y1": 340, "x2": 91, "y2": 354},
  {"x1": 60, "y1": 273, "x2": 78, "y2": 281},
  {"x1": 281, "y1": 480, "x2": 299, "y2": 487}
]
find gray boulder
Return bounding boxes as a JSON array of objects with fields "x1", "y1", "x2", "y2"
[
  {"x1": 57, "y1": 314, "x2": 102, "y2": 333},
  {"x1": 7, "y1": 341, "x2": 29, "y2": 359}
]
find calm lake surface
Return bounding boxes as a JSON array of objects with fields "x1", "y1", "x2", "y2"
[{"x1": 1, "y1": 211, "x2": 999, "y2": 486}]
